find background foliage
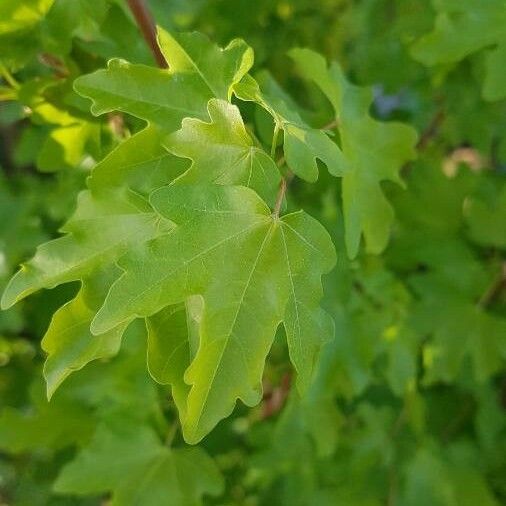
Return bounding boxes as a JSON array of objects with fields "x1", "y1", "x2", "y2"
[{"x1": 0, "y1": 0, "x2": 505, "y2": 505}]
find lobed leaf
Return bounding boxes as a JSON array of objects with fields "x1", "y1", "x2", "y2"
[
  {"x1": 1, "y1": 190, "x2": 169, "y2": 310},
  {"x1": 165, "y1": 98, "x2": 281, "y2": 204},
  {"x1": 42, "y1": 267, "x2": 127, "y2": 399},
  {"x1": 92, "y1": 183, "x2": 336, "y2": 443},
  {"x1": 54, "y1": 417, "x2": 223, "y2": 505},
  {"x1": 290, "y1": 48, "x2": 418, "y2": 257},
  {"x1": 234, "y1": 73, "x2": 345, "y2": 182},
  {"x1": 74, "y1": 28, "x2": 253, "y2": 131}
]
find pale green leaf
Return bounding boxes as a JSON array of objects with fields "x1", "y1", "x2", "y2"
[
  {"x1": 290, "y1": 48, "x2": 418, "y2": 256},
  {"x1": 74, "y1": 28, "x2": 253, "y2": 130},
  {"x1": 1, "y1": 190, "x2": 169, "y2": 309},
  {"x1": 234, "y1": 73, "x2": 344, "y2": 182},
  {"x1": 87, "y1": 125, "x2": 187, "y2": 195},
  {"x1": 91, "y1": 184, "x2": 336, "y2": 443},
  {"x1": 157, "y1": 29, "x2": 253, "y2": 101},
  {"x1": 42, "y1": 267, "x2": 127, "y2": 399},
  {"x1": 165, "y1": 98, "x2": 281, "y2": 204}
]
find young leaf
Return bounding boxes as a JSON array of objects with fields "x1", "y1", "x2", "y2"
[
  {"x1": 91, "y1": 184, "x2": 336, "y2": 443},
  {"x1": 74, "y1": 28, "x2": 253, "y2": 131},
  {"x1": 234, "y1": 73, "x2": 344, "y2": 182},
  {"x1": 165, "y1": 98, "x2": 281, "y2": 204},
  {"x1": 289, "y1": 48, "x2": 418, "y2": 257}
]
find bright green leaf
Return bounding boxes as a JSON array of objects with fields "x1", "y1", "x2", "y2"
[
  {"x1": 87, "y1": 125, "x2": 187, "y2": 195},
  {"x1": 1, "y1": 190, "x2": 169, "y2": 309},
  {"x1": 91, "y1": 183, "x2": 336, "y2": 443},
  {"x1": 74, "y1": 28, "x2": 253, "y2": 131},
  {"x1": 166, "y1": 98, "x2": 281, "y2": 204},
  {"x1": 290, "y1": 48, "x2": 418, "y2": 256},
  {"x1": 42, "y1": 267, "x2": 127, "y2": 399},
  {"x1": 234, "y1": 73, "x2": 344, "y2": 182}
]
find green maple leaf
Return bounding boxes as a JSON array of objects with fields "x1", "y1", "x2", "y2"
[
  {"x1": 74, "y1": 28, "x2": 253, "y2": 130},
  {"x1": 54, "y1": 417, "x2": 223, "y2": 506},
  {"x1": 42, "y1": 267, "x2": 128, "y2": 399},
  {"x1": 91, "y1": 183, "x2": 336, "y2": 443},
  {"x1": 0, "y1": 398, "x2": 93, "y2": 453},
  {"x1": 418, "y1": 301, "x2": 506, "y2": 384},
  {"x1": 411, "y1": 0, "x2": 506, "y2": 101},
  {"x1": 234, "y1": 73, "x2": 344, "y2": 182},
  {"x1": 1, "y1": 122, "x2": 185, "y2": 316},
  {"x1": 165, "y1": 98, "x2": 281, "y2": 204},
  {"x1": 1, "y1": 189, "x2": 169, "y2": 310},
  {"x1": 465, "y1": 184, "x2": 506, "y2": 249},
  {"x1": 87, "y1": 125, "x2": 187, "y2": 195},
  {"x1": 1, "y1": 186, "x2": 171, "y2": 396},
  {"x1": 146, "y1": 303, "x2": 194, "y2": 420},
  {"x1": 289, "y1": 48, "x2": 418, "y2": 257}
]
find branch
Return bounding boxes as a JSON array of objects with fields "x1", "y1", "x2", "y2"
[
  {"x1": 126, "y1": 0, "x2": 167, "y2": 68},
  {"x1": 416, "y1": 108, "x2": 445, "y2": 151},
  {"x1": 261, "y1": 373, "x2": 291, "y2": 418},
  {"x1": 38, "y1": 53, "x2": 69, "y2": 78},
  {"x1": 272, "y1": 177, "x2": 287, "y2": 217},
  {"x1": 478, "y1": 262, "x2": 506, "y2": 309}
]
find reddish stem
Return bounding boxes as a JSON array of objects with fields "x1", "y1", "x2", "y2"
[{"x1": 126, "y1": 0, "x2": 168, "y2": 68}]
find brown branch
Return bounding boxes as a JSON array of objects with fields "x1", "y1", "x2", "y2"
[
  {"x1": 478, "y1": 262, "x2": 506, "y2": 309},
  {"x1": 272, "y1": 171, "x2": 295, "y2": 217},
  {"x1": 416, "y1": 109, "x2": 445, "y2": 151},
  {"x1": 38, "y1": 53, "x2": 69, "y2": 78},
  {"x1": 126, "y1": 0, "x2": 167, "y2": 68},
  {"x1": 261, "y1": 373, "x2": 291, "y2": 418},
  {"x1": 108, "y1": 113, "x2": 128, "y2": 139}
]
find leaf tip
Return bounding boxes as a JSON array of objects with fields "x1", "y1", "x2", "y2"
[{"x1": 1, "y1": 271, "x2": 24, "y2": 310}]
